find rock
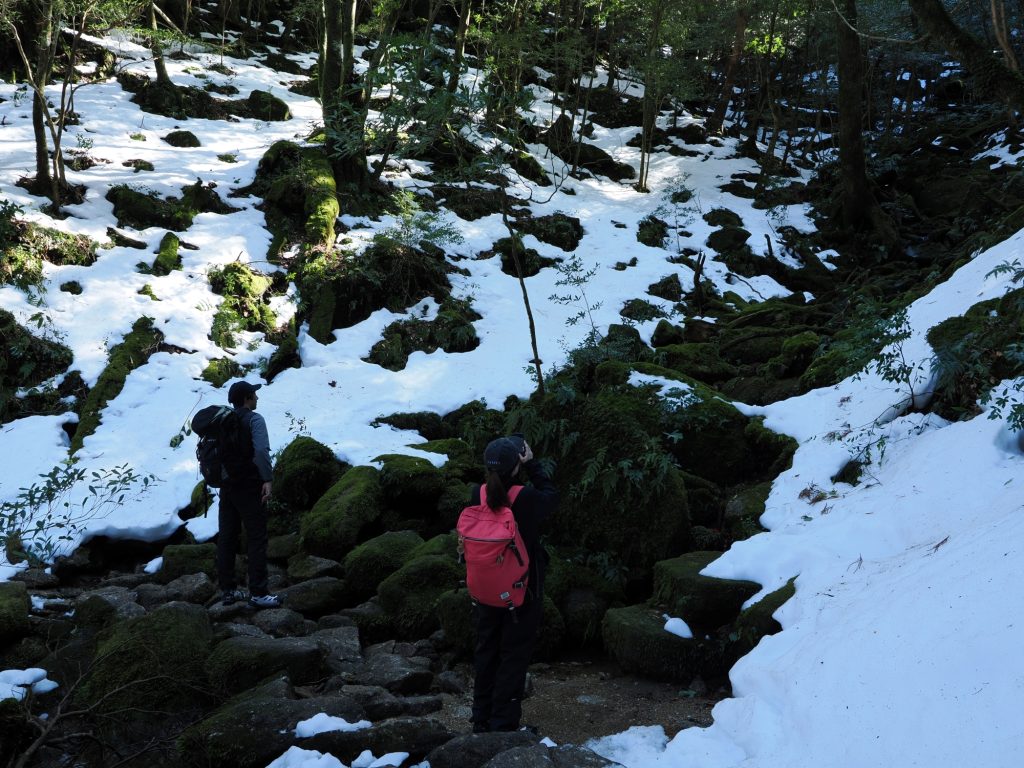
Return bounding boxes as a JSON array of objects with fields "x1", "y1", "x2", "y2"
[
  {"x1": 246, "y1": 89, "x2": 291, "y2": 121},
  {"x1": 377, "y1": 555, "x2": 464, "y2": 639},
  {"x1": 76, "y1": 602, "x2": 213, "y2": 715},
  {"x1": 650, "y1": 319, "x2": 686, "y2": 347},
  {"x1": 343, "y1": 530, "x2": 424, "y2": 603},
  {"x1": 312, "y1": 625, "x2": 363, "y2": 669},
  {"x1": 268, "y1": 532, "x2": 301, "y2": 561},
  {"x1": 340, "y1": 599, "x2": 396, "y2": 646},
  {"x1": 376, "y1": 454, "x2": 446, "y2": 510},
  {"x1": 253, "y1": 607, "x2": 309, "y2": 637},
  {"x1": 360, "y1": 646, "x2": 433, "y2": 694},
  {"x1": 300, "y1": 466, "x2": 385, "y2": 558},
  {"x1": 205, "y1": 635, "x2": 327, "y2": 696},
  {"x1": 331, "y1": 684, "x2": 442, "y2": 719},
  {"x1": 160, "y1": 543, "x2": 217, "y2": 583},
  {"x1": 163, "y1": 129, "x2": 200, "y2": 147},
  {"x1": 601, "y1": 603, "x2": 725, "y2": 683},
  {"x1": 637, "y1": 216, "x2": 668, "y2": 248},
  {"x1": 287, "y1": 553, "x2": 344, "y2": 581},
  {"x1": 10, "y1": 568, "x2": 59, "y2": 589},
  {"x1": 726, "y1": 578, "x2": 795, "y2": 664},
  {"x1": 652, "y1": 552, "x2": 760, "y2": 631},
  {"x1": 516, "y1": 213, "x2": 584, "y2": 252},
  {"x1": 135, "y1": 582, "x2": 169, "y2": 610},
  {"x1": 437, "y1": 669, "x2": 470, "y2": 694},
  {"x1": 179, "y1": 681, "x2": 363, "y2": 768},
  {"x1": 276, "y1": 576, "x2": 348, "y2": 617},
  {"x1": 304, "y1": 716, "x2": 454, "y2": 764},
  {"x1": 0, "y1": 582, "x2": 30, "y2": 644},
  {"x1": 427, "y1": 731, "x2": 541, "y2": 768},
  {"x1": 273, "y1": 436, "x2": 343, "y2": 512},
  {"x1": 485, "y1": 745, "x2": 626, "y2": 768},
  {"x1": 165, "y1": 572, "x2": 217, "y2": 604},
  {"x1": 706, "y1": 226, "x2": 752, "y2": 255},
  {"x1": 74, "y1": 586, "x2": 145, "y2": 629}
]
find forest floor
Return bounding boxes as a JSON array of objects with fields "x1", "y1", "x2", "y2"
[{"x1": 435, "y1": 651, "x2": 726, "y2": 745}]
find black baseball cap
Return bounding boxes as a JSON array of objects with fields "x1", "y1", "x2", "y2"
[
  {"x1": 484, "y1": 435, "x2": 526, "y2": 479},
  {"x1": 228, "y1": 380, "x2": 262, "y2": 405}
]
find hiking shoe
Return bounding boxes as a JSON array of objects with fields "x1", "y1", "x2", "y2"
[
  {"x1": 248, "y1": 593, "x2": 281, "y2": 609},
  {"x1": 221, "y1": 589, "x2": 246, "y2": 605}
]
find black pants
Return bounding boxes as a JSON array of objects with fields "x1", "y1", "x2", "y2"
[
  {"x1": 471, "y1": 597, "x2": 542, "y2": 732},
  {"x1": 216, "y1": 482, "x2": 269, "y2": 596}
]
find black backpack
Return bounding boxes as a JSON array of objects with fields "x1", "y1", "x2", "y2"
[{"x1": 191, "y1": 405, "x2": 253, "y2": 488}]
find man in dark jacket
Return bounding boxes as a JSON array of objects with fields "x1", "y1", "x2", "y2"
[
  {"x1": 217, "y1": 380, "x2": 280, "y2": 608},
  {"x1": 468, "y1": 435, "x2": 558, "y2": 733}
]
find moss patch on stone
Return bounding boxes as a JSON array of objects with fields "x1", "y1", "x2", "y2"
[
  {"x1": 208, "y1": 262, "x2": 277, "y2": 348},
  {"x1": 163, "y1": 130, "x2": 201, "y2": 147},
  {"x1": 377, "y1": 554, "x2": 464, "y2": 639},
  {"x1": 106, "y1": 179, "x2": 239, "y2": 232},
  {"x1": 0, "y1": 308, "x2": 74, "y2": 424},
  {"x1": 652, "y1": 551, "x2": 761, "y2": 632},
  {"x1": 273, "y1": 436, "x2": 343, "y2": 513},
  {"x1": 515, "y1": 212, "x2": 583, "y2": 252},
  {"x1": 0, "y1": 582, "x2": 30, "y2": 645},
  {"x1": 343, "y1": 530, "x2": 425, "y2": 603},
  {"x1": 364, "y1": 297, "x2": 480, "y2": 371},
  {"x1": 300, "y1": 466, "x2": 385, "y2": 558},
  {"x1": 201, "y1": 357, "x2": 244, "y2": 387},
  {"x1": 70, "y1": 316, "x2": 163, "y2": 453}
]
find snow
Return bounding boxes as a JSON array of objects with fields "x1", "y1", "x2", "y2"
[
  {"x1": 2, "y1": 24, "x2": 1024, "y2": 768},
  {"x1": 295, "y1": 713, "x2": 373, "y2": 737}
]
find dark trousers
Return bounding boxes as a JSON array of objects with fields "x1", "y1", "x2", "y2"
[
  {"x1": 471, "y1": 597, "x2": 542, "y2": 732},
  {"x1": 216, "y1": 482, "x2": 269, "y2": 596}
]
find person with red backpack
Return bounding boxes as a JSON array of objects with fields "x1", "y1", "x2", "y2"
[{"x1": 457, "y1": 434, "x2": 558, "y2": 733}]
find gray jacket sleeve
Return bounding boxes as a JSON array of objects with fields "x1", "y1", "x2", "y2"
[{"x1": 248, "y1": 411, "x2": 273, "y2": 482}]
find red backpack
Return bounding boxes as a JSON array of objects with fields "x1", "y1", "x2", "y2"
[{"x1": 457, "y1": 486, "x2": 529, "y2": 609}]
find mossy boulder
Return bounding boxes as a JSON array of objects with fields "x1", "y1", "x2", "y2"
[
  {"x1": 273, "y1": 436, "x2": 342, "y2": 512},
  {"x1": 276, "y1": 576, "x2": 348, "y2": 616},
  {"x1": 706, "y1": 226, "x2": 752, "y2": 256},
  {"x1": 602, "y1": 604, "x2": 726, "y2": 683},
  {"x1": 208, "y1": 262, "x2": 276, "y2": 347},
  {"x1": 204, "y1": 636, "x2": 327, "y2": 697},
  {"x1": 376, "y1": 454, "x2": 446, "y2": 511},
  {"x1": 163, "y1": 129, "x2": 201, "y2": 147},
  {"x1": 505, "y1": 149, "x2": 551, "y2": 186},
  {"x1": 0, "y1": 582, "x2": 30, "y2": 645},
  {"x1": 648, "y1": 273, "x2": 683, "y2": 301},
  {"x1": 516, "y1": 213, "x2": 584, "y2": 252},
  {"x1": 718, "y1": 325, "x2": 792, "y2": 365},
  {"x1": 71, "y1": 316, "x2": 163, "y2": 453},
  {"x1": 703, "y1": 208, "x2": 743, "y2": 228},
  {"x1": 377, "y1": 555, "x2": 463, "y2": 639},
  {"x1": 246, "y1": 89, "x2": 291, "y2": 121},
  {"x1": 413, "y1": 438, "x2": 477, "y2": 480},
  {"x1": 544, "y1": 554, "x2": 623, "y2": 648},
  {"x1": 658, "y1": 343, "x2": 738, "y2": 382},
  {"x1": 365, "y1": 297, "x2": 480, "y2": 371},
  {"x1": 159, "y1": 543, "x2": 217, "y2": 583},
  {"x1": 726, "y1": 578, "x2": 795, "y2": 664},
  {"x1": 651, "y1": 319, "x2": 686, "y2": 347},
  {"x1": 106, "y1": 179, "x2": 238, "y2": 231},
  {"x1": 763, "y1": 330, "x2": 820, "y2": 378},
  {"x1": 637, "y1": 216, "x2": 668, "y2": 248},
  {"x1": 286, "y1": 554, "x2": 343, "y2": 581},
  {"x1": 300, "y1": 466, "x2": 384, "y2": 558},
  {"x1": 493, "y1": 236, "x2": 554, "y2": 278},
  {"x1": 343, "y1": 530, "x2": 425, "y2": 603},
  {"x1": 0, "y1": 308, "x2": 73, "y2": 424},
  {"x1": 201, "y1": 357, "x2": 244, "y2": 387},
  {"x1": 620, "y1": 298, "x2": 666, "y2": 323},
  {"x1": 1, "y1": 220, "x2": 97, "y2": 290},
  {"x1": 76, "y1": 602, "x2": 213, "y2": 714},
  {"x1": 409, "y1": 532, "x2": 459, "y2": 561},
  {"x1": 652, "y1": 552, "x2": 761, "y2": 632},
  {"x1": 723, "y1": 482, "x2": 770, "y2": 541}
]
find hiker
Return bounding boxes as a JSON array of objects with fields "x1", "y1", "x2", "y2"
[
  {"x1": 216, "y1": 380, "x2": 280, "y2": 609},
  {"x1": 461, "y1": 434, "x2": 558, "y2": 733}
]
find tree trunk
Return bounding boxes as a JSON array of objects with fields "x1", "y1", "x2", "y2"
[
  {"x1": 707, "y1": 5, "x2": 750, "y2": 134},
  {"x1": 322, "y1": 0, "x2": 366, "y2": 187},
  {"x1": 908, "y1": 0, "x2": 1024, "y2": 109},
  {"x1": 835, "y1": 0, "x2": 872, "y2": 230},
  {"x1": 446, "y1": 0, "x2": 472, "y2": 93},
  {"x1": 31, "y1": 93, "x2": 55, "y2": 200},
  {"x1": 150, "y1": 1, "x2": 173, "y2": 87}
]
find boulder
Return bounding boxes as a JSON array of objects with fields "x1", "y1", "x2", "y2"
[
  {"x1": 73, "y1": 586, "x2": 145, "y2": 629},
  {"x1": 164, "y1": 572, "x2": 217, "y2": 604},
  {"x1": 650, "y1": 319, "x2": 686, "y2": 348},
  {"x1": 377, "y1": 555, "x2": 464, "y2": 639},
  {"x1": 652, "y1": 552, "x2": 761, "y2": 632},
  {"x1": 163, "y1": 129, "x2": 200, "y2": 147},
  {"x1": 334, "y1": 683, "x2": 442, "y2": 719},
  {"x1": 601, "y1": 604, "x2": 725, "y2": 683},
  {"x1": 300, "y1": 466, "x2": 384, "y2": 557},
  {"x1": 204, "y1": 636, "x2": 327, "y2": 696},
  {"x1": 287, "y1": 554, "x2": 344, "y2": 581},
  {"x1": 76, "y1": 602, "x2": 213, "y2": 714},
  {"x1": 246, "y1": 89, "x2": 291, "y2": 121},
  {"x1": 376, "y1": 454, "x2": 446, "y2": 510},
  {"x1": 178, "y1": 679, "x2": 363, "y2": 768},
  {"x1": 726, "y1": 579, "x2": 795, "y2": 664},
  {"x1": 0, "y1": 582, "x2": 30, "y2": 644},
  {"x1": 273, "y1": 436, "x2": 343, "y2": 512},
  {"x1": 159, "y1": 543, "x2": 217, "y2": 583},
  {"x1": 658, "y1": 343, "x2": 738, "y2": 382},
  {"x1": 311, "y1": 625, "x2": 363, "y2": 670},
  {"x1": 485, "y1": 745, "x2": 626, "y2": 768},
  {"x1": 343, "y1": 530, "x2": 424, "y2": 603},
  {"x1": 428, "y1": 731, "x2": 541, "y2": 768},
  {"x1": 275, "y1": 577, "x2": 348, "y2": 618},
  {"x1": 303, "y1": 715, "x2": 454, "y2": 763},
  {"x1": 253, "y1": 607, "x2": 310, "y2": 638}
]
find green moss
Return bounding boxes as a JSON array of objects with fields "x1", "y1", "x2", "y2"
[
  {"x1": 637, "y1": 215, "x2": 668, "y2": 248},
  {"x1": 436, "y1": 588, "x2": 474, "y2": 656},
  {"x1": 247, "y1": 89, "x2": 291, "y2": 121},
  {"x1": 723, "y1": 482, "x2": 771, "y2": 541},
  {"x1": 163, "y1": 130, "x2": 201, "y2": 147},
  {"x1": 1, "y1": 222, "x2": 97, "y2": 290},
  {"x1": 365, "y1": 297, "x2": 480, "y2": 371},
  {"x1": 703, "y1": 208, "x2": 743, "y2": 228},
  {"x1": 76, "y1": 603, "x2": 213, "y2": 714},
  {"x1": 375, "y1": 453, "x2": 446, "y2": 511},
  {"x1": 377, "y1": 554, "x2": 464, "y2": 639},
  {"x1": 602, "y1": 603, "x2": 725, "y2": 683},
  {"x1": 152, "y1": 232, "x2": 182, "y2": 276},
  {"x1": 204, "y1": 636, "x2": 326, "y2": 697},
  {"x1": 70, "y1": 316, "x2": 163, "y2": 453},
  {"x1": 299, "y1": 466, "x2": 384, "y2": 558},
  {"x1": 343, "y1": 530, "x2": 424, "y2": 603},
  {"x1": 207, "y1": 262, "x2": 276, "y2": 348},
  {"x1": 273, "y1": 436, "x2": 342, "y2": 512},
  {"x1": 516, "y1": 213, "x2": 583, "y2": 252},
  {"x1": 727, "y1": 578, "x2": 795, "y2": 662},
  {"x1": 658, "y1": 342, "x2": 738, "y2": 382},
  {"x1": 160, "y1": 543, "x2": 217, "y2": 583},
  {"x1": 763, "y1": 330, "x2": 820, "y2": 378},
  {"x1": 137, "y1": 283, "x2": 160, "y2": 300},
  {"x1": 0, "y1": 582, "x2": 30, "y2": 644},
  {"x1": 300, "y1": 147, "x2": 339, "y2": 246},
  {"x1": 0, "y1": 308, "x2": 74, "y2": 423},
  {"x1": 652, "y1": 551, "x2": 761, "y2": 632},
  {"x1": 410, "y1": 531, "x2": 459, "y2": 560},
  {"x1": 106, "y1": 180, "x2": 238, "y2": 232},
  {"x1": 201, "y1": 357, "x2": 244, "y2": 387},
  {"x1": 648, "y1": 273, "x2": 683, "y2": 301},
  {"x1": 619, "y1": 298, "x2": 666, "y2": 323}
]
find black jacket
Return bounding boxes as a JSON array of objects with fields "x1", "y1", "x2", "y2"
[{"x1": 470, "y1": 459, "x2": 558, "y2": 601}]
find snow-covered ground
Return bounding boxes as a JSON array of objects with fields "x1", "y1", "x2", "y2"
[{"x1": 2, "y1": 29, "x2": 1023, "y2": 768}]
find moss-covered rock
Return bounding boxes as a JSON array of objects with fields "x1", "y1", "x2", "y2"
[
  {"x1": 0, "y1": 308, "x2": 74, "y2": 424},
  {"x1": 273, "y1": 436, "x2": 342, "y2": 513},
  {"x1": 106, "y1": 179, "x2": 238, "y2": 231},
  {"x1": 163, "y1": 130, "x2": 201, "y2": 147},
  {"x1": 413, "y1": 438, "x2": 477, "y2": 480},
  {"x1": 251, "y1": 141, "x2": 339, "y2": 249},
  {"x1": 723, "y1": 482, "x2": 770, "y2": 541},
  {"x1": 59, "y1": 280, "x2": 82, "y2": 294},
  {"x1": 619, "y1": 298, "x2": 666, "y2": 323},
  {"x1": 1, "y1": 220, "x2": 97, "y2": 291},
  {"x1": 726, "y1": 578, "x2": 795, "y2": 664},
  {"x1": 516, "y1": 213, "x2": 583, "y2": 252},
  {"x1": 763, "y1": 330, "x2": 820, "y2": 378},
  {"x1": 201, "y1": 357, "x2": 244, "y2": 388},
  {"x1": 493, "y1": 236, "x2": 555, "y2": 278},
  {"x1": 544, "y1": 554, "x2": 623, "y2": 648},
  {"x1": 652, "y1": 551, "x2": 761, "y2": 632},
  {"x1": 365, "y1": 297, "x2": 480, "y2": 371},
  {"x1": 703, "y1": 208, "x2": 743, "y2": 228},
  {"x1": 300, "y1": 466, "x2": 384, "y2": 558},
  {"x1": 247, "y1": 89, "x2": 291, "y2": 121},
  {"x1": 152, "y1": 231, "x2": 182, "y2": 276},
  {"x1": 204, "y1": 636, "x2": 327, "y2": 697},
  {"x1": 637, "y1": 216, "x2": 668, "y2": 248},
  {"x1": 648, "y1": 273, "x2": 683, "y2": 301},
  {"x1": 376, "y1": 454, "x2": 446, "y2": 511},
  {"x1": 208, "y1": 262, "x2": 276, "y2": 348},
  {"x1": 409, "y1": 532, "x2": 459, "y2": 561},
  {"x1": 602, "y1": 603, "x2": 726, "y2": 683},
  {"x1": 0, "y1": 582, "x2": 30, "y2": 645},
  {"x1": 71, "y1": 316, "x2": 163, "y2": 453},
  {"x1": 658, "y1": 343, "x2": 738, "y2": 382},
  {"x1": 76, "y1": 602, "x2": 213, "y2": 714},
  {"x1": 377, "y1": 555, "x2": 463, "y2": 639},
  {"x1": 651, "y1": 319, "x2": 686, "y2": 347},
  {"x1": 505, "y1": 149, "x2": 551, "y2": 186},
  {"x1": 159, "y1": 543, "x2": 217, "y2": 583},
  {"x1": 343, "y1": 530, "x2": 425, "y2": 603}
]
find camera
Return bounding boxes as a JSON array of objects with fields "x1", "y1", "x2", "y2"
[{"x1": 508, "y1": 433, "x2": 526, "y2": 454}]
